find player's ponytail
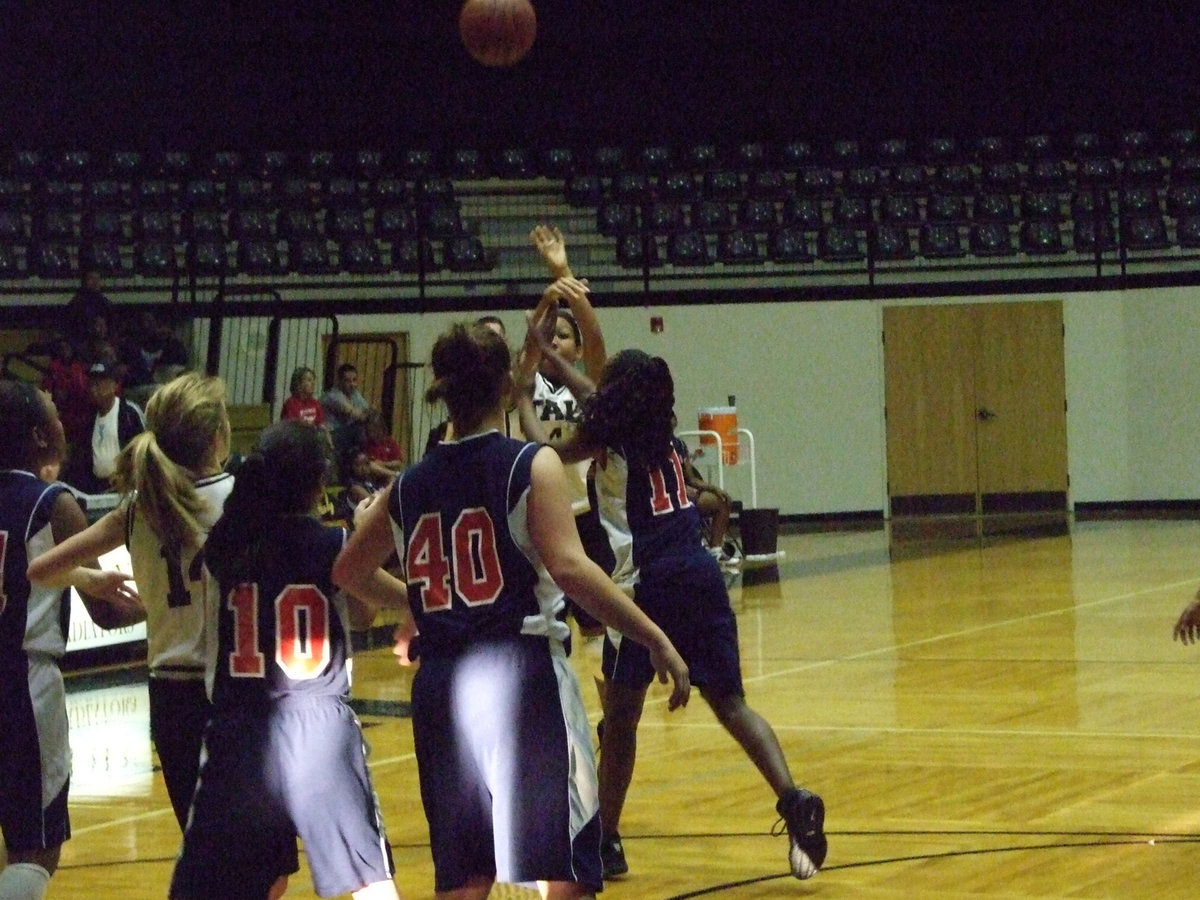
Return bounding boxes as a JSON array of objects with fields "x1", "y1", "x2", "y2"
[
  {"x1": 425, "y1": 321, "x2": 510, "y2": 436},
  {"x1": 206, "y1": 420, "x2": 328, "y2": 584},
  {"x1": 112, "y1": 373, "x2": 230, "y2": 548}
]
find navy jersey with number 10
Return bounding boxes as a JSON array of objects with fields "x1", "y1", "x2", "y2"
[{"x1": 210, "y1": 517, "x2": 351, "y2": 708}]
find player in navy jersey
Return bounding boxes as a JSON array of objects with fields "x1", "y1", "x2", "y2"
[
  {"x1": 27, "y1": 372, "x2": 233, "y2": 830},
  {"x1": 169, "y1": 421, "x2": 399, "y2": 900},
  {"x1": 517, "y1": 314, "x2": 828, "y2": 883},
  {"x1": 1, "y1": 381, "x2": 143, "y2": 900},
  {"x1": 333, "y1": 319, "x2": 689, "y2": 900}
]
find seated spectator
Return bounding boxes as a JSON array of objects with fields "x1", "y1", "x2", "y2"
[
  {"x1": 321, "y1": 362, "x2": 370, "y2": 462},
  {"x1": 41, "y1": 337, "x2": 93, "y2": 451},
  {"x1": 281, "y1": 365, "x2": 325, "y2": 427},
  {"x1": 120, "y1": 308, "x2": 190, "y2": 402},
  {"x1": 673, "y1": 430, "x2": 738, "y2": 568},
  {"x1": 337, "y1": 447, "x2": 381, "y2": 522},
  {"x1": 363, "y1": 408, "x2": 403, "y2": 478},
  {"x1": 67, "y1": 358, "x2": 145, "y2": 494},
  {"x1": 65, "y1": 269, "x2": 116, "y2": 358}
]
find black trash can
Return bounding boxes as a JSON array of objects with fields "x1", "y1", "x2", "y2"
[{"x1": 739, "y1": 508, "x2": 779, "y2": 556}]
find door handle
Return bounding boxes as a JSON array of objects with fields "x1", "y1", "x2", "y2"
[{"x1": 977, "y1": 407, "x2": 997, "y2": 421}]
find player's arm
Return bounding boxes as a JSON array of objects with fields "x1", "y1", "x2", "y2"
[
  {"x1": 332, "y1": 484, "x2": 409, "y2": 627},
  {"x1": 551, "y1": 275, "x2": 607, "y2": 383},
  {"x1": 527, "y1": 446, "x2": 689, "y2": 710},
  {"x1": 41, "y1": 495, "x2": 144, "y2": 628},
  {"x1": 530, "y1": 224, "x2": 573, "y2": 279}
]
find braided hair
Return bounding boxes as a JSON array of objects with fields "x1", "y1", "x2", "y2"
[{"x1": 579, "y1": 349, "x2": 676, "y2": 468}]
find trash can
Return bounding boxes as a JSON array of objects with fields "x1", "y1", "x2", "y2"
[{"x1": 739, "y1": 507, "x2": 779, "y2": 556}]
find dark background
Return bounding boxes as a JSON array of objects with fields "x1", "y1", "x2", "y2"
[{"x1": 2, "y1": 1, "x2": 1198, "y2": 153}]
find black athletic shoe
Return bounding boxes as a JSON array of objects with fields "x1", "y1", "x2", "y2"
[
  {"x1": 600, "y1": 833, "x2": 628, "y2": 879},
  {"x1": 774, "y1": 788, "x2": 827, "y2": 880}
]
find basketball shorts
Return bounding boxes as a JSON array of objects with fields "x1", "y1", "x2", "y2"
[
  {"x1": 412, "y1": 637, "x2": 602, "y2": 893},
  {"x1": 148, "y1": 676, "x2": 211, "y2": 830},
  {"x1": 0, "y1": 655, "x2": 71, "y2": 852},
  {"x1": 564, "y1": 505, "x2": 616, "y2": 635},
  {"x1": 170, "y1": 698, "x2": 393, "y2": 899},
  {"x1": 603, "y1": 552, "x2": 745, "y2": 697}
]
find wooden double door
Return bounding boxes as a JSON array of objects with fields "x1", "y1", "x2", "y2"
[{"x1": 883, "y1": 301, "x2": 1068, "y2": 539}]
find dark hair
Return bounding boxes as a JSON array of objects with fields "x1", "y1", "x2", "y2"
[
  {"x1": 474, "y1": 314, "x2": 506, "y2": 338},
  {"x1": 425, "y1": 322, "x2": 510, "y2": 436},
  {"x1": 336, "y1": 362, "x2": 358, "y2": 379},
  {"x1": 0, "y1": 379, "x2": 49, "y2": 469},
  {"x1": 289, "y1": 365, "x2": 315, "y2": 395},
  {"x1": 579, "y1": 349, "x2": 676, "y2": 467},
  {"x1": 206, "y1": 420, "x2": 328, "y2": 583}
]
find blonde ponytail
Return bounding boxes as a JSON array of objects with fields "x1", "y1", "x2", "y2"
[{"x1": 112, "y1": 372, "x2": 230, "y2": 548}]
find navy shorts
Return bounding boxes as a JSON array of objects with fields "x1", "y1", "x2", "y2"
[
  {"x1": 0, "y1": 656, "x2": 71, "y2": 852},
  {"x1": 412, "y1": 637, "x2": 602, "y2": 893},
  {"x1": 603, "y1": 552, "x2": 745, "y2": 697},
  {"x1": 170, "y1": 698, "x2": 393, "y2": 899}
]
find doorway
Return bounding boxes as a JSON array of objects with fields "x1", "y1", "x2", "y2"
[{"x1": 883, "y1": 301, "x2": 1068, "y2": 541}]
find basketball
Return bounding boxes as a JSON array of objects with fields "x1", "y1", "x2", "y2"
[{"x1": 459, "y1": 0, "x2": 537, "y2": 67}]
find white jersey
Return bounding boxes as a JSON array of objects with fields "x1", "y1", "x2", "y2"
[
  {"x1": 125, "y1": 472, "x2": 234, "y2": 680},
  {"x1": 591, "y1": 450, "x2": 636, "y2": 590},
  {"x1": 530, "y1": 372, "x2": 591, "y2": 515}
]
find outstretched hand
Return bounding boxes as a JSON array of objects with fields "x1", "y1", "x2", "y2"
[
  {"x1": 530, "y1": 224, "x2": 571, "y2": 277},
  {"x1": 79, "y1": 569, "x2": 146, "y2": 629}
]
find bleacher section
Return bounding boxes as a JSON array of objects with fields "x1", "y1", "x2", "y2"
[{"x1": 0, "y1": 131, "x2": 1198, "y2": 300}]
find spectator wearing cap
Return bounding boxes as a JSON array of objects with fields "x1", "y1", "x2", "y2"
[{"x1": 67, "y1": 359, "x2": 145, "y2": 494}]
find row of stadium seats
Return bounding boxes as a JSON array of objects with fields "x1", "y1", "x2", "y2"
[
  {"x1": 0, "y1": 235, "x2": 494, "y2": 280},
  {"x1": 5, "y1": 130, "x2": 1200, "y2": 183}
]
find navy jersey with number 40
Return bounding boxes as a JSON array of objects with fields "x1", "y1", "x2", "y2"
[
  {"x1": 390, "y1": 431, "x2": 570, "y2": 654},
  {"x1": 210, "y1": 517, "x2": 352, "y2": 707}
]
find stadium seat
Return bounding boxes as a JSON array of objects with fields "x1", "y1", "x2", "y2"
[
  {"x1": 818, "y1": 226, "x2": 865, "y2": 262},
  {"x1": 981, "y1": 161, "x2": 1020, "y2": 191},
  {"x1": 392, "y1": 237, "x2": 437, "y2": 274},
  {"x1": 973, "y1": 193, "x2": 1016, "y2": 223},
  {"x1": 35, "y1": 210, "x2": 79, "y2": 242},
  {"x1": 693, "y1": 200, "x2": 732, "y2": 231},
  {"x1": 185, "y1": 209, "x2": 227, "y2": 241},
  {"x1": 667, "y1": 230, "x2": 712, "y2": 265},
  {"x1": 1073, "y1": 218, "x2": 1117, "y2": 253},
  {"x1": 257, "y1": 150, "x2": 292, "y2": 180},
  {"x1": 592, "y1": 145, "x2": 626, "y2": 175},
  {"x1": 206, "y1": 151, "x2": 242, "y2": 179},
  {"x1": 646, "y1": 202, "x2": 686, "y2": 232},
  {"x1": 374, "y1": 206, "x2": 417, "y2": 239},
  {"x1": 833, "y1": 195, "x2": 872, "y2": 226},
  {"x1": 0, "y1": 243, "x2": 28, "y2": 277},
  {"x1": 83, "y1": 210, "x2": 127, "y2": 240},
  {"x1": 889, "y1": 165, "x2": 928, "y2": 195},
  {"x1": 423, "y1": 203, "x2": 463, "y2": 239},
  {"x1": 341, "y1": 237, "x2": 388, "y2": 274},
  {"x1": 796, "y1": 167, "x2": 836, "y2": 196},
  {"x1": 278, "y1": 208, "x2": 322, "y2": 241},
  {"x1": 0, "y1": 179, "x2": 27, "y2": 209},
  {"x1": 371, "y1": 177, "x2": 411, "y2": 207},
  {"x1": 596, "y1": 201, "x2": 639, "y2": 236},
  {"x1": 767, "y1": 227, "x2": 812, "y2": 263},
  {"x1": 288, "y1": 239, "x2": 336, "y2": 274},
  {"x1": 748, "y1": 169, "x2": 787, "y2": 201},
  {"x1": 612, "y1": 171, "x2": 650, "y2": 202},
  {"x1": 135, "y1": 242, "x2": 179, "y2": 277},
  {"x1": 969, "y1": 222, "x2": 1016, "y2": 257},
  {"x1": 660, "y1": 171, "x2": 701, "y2": 203},
  {"x1": 539, "y1": 147, "x2": 575, "y2": 178},
  {"x1": 881, "y1": 195, "x2": 920, "y2": 225},
  {"x1": 874, "y1": 224, "x2": 915, "y2": 260},
  {"x1": 237, "y1": 239, "x2": 285, "y2": 275},
  {"x1": 927, "y1": 193, "x2": 967, "y2": 223},
  {"x1": 1121, "y1": 215, "x2": 1171, "y2": 251},
  {"x1": 0, "y1": 210, "x2": 27, "y2": 242},
  {"x1": 1176, "y1": 215, "x2": 1200, "y2": 248},
  {"x1": 443, "y1": 235, "x2": 496, "y2": 272},
  {"x1": 1020, "y1": 220, "x2": 1067, "y2": 254},
  {"x1": 640, "y1": 145, "x2": 673, "y2": 174},
  {"x1": 133, "y1": 209, "x2": 176, "y2": 242},
  {"x1": 686, "y1": 143, "x2": 720, "y2": 171},
  {"x1": 80, "y1": 240, "x2": 129, "y2": 276},
  {"x1": 136, "y1": 178, "x2": 176, "y2": 209},
  {"x1": 1021, "y1": 191, "x2": 1065, "y2": 221},
  {"x1": 32, "y1": 242, "x2": 76, "y2": 279},
  {"x1": 187, "y1": 240, "x2": 229, "y2": 275},
  {"x1": 447, "y1": 148, "x2": 487, "y2": 179},
  {"x1": 616, "y1": 233, "x2": 661, "y2": 268},
  {"x1": 739, "y1": 198, "x2": 779, "y2": 230},
  {"x1": 564, "y1": 173, "x2": 603, "y2": 207},
  {"x1": 327, "y1": 207, "x2": 366, "y2": 239},
  {"x1": 231, "y1": 209, "x2": 275, "y2": 241},
  {"x1": 495, "y1": 147, "x2": 535, "y2": 178},
  {"x1": 184, "y1": 178, "x2": 225, "y2": 209},
  {"x1": 1167, "y1": 184, "x2": 1200, "y2": 218},
  {"x1": 844, "y1": 166, "x2": 880, "y2": 196},
  {"x1": 920, "y1": 223, "x2": 965, "y2": 258},
  {"x1": 717, "y1": 230, "x2": 761, "y2": 264},
  {"x1": 85, "y1": 178, "x2": 127, "y2": 210},
  {"x1": 782, "y1": 194, "x2": 823, "y2": 230},
  {"x1": 703, "y1": 170, "x2": 743, "y2": 200}
]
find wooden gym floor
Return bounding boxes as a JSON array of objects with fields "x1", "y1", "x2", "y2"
[{"x1": 28, "y1": 518, "x2": 1200, "y2": 899}]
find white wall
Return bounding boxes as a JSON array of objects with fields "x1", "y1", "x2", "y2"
[{"x1": 333, "y1": 284, "x2": 1200, "y2": 517}]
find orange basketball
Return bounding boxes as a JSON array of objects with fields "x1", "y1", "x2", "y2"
[{"x1": 459, "y1": 0, "x2": 537, "y2": 67}]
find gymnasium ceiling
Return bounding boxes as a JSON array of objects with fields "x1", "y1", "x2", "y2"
[{"x1": 2, "y1": 2, "x2": 1198, "y2": 150}]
